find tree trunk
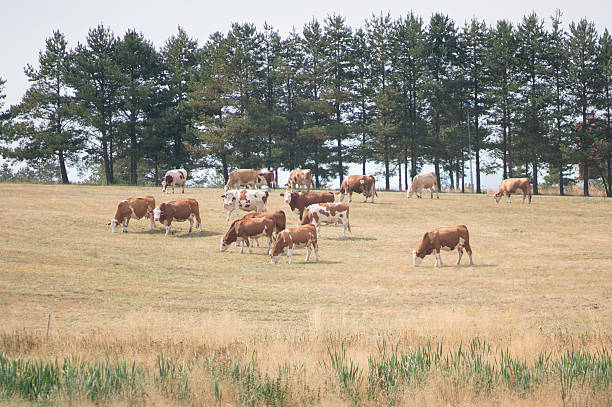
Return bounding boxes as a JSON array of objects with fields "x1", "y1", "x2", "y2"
[
  {"x1": 507, "y1": 122, "x2": 513, "y2": 179},
  {"x1": 130, "y1": 111, "x2": 138, "y2": 185},
  {"x1": 583, "y1": 159, "x2": 589, "y2": 196},
  {"x1": 384, "y1": 135, "x2": 390, "y2": 190},
  {"x1": 337, "y1": 137, "x2": 343, "y2": 187},
  {"x1": 398, "y1": 159, "x2": 402, "y2": 191},
  {"x1": 434, "y1": 157, "x2": 440, "y2": 193},
  {"x1": 404, "y1": 146, "x2": 409, "y2": 191},
  {"x1": 221, "y1": 153, "x2": 229, "y2": 184},
  {"x1": 475, "y1": 148, "x2": 481, "y2": 193},
  {"x1": 102, "y1": 139, "x2": 112, "y2": 185},
  {"x1": 362, "y1": 132, "x2": 367, "y2": 175},
  {"x1": 532, "y1": 159, "x2": 538, "y2": 195},
  {"x1": 57, "y1": 150, "x2": 69, "y2": 184}
]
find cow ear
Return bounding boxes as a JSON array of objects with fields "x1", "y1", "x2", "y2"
[
  {"x1": 280, "y1": 193, "x2": 284, "y2": 196},
  {"x1": 221, "y1": 194, "x2": 226, "y2": 198}
]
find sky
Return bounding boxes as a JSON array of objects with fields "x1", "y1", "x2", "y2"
[{"x1": 1, "y1": 0, "x2": 611, "y2": 187}]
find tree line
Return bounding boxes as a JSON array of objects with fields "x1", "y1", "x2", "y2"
[{"x1": 0, "y1": 11, "x2": 611, "y2": 196}]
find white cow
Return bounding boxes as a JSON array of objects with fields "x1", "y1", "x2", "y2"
[
  {"x1": 407, "y1": 172, "x2": 439, "y2": 199},
  {"x1": 222, "y1": 189, "x2": 269, "y2": 221},
  {"x1": 300, "y1": 202, "x2": 351, "y2": 238},
  {"x1": 161, "y1": 169, "x2": 187, "y2": 194}
]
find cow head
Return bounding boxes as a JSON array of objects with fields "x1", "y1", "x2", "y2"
[
  {"x1": 222, "y1": 191, "x2": 237, "y2": 207},
  {"x1": 109, "y1": 219, "x2": 120, "y2": 233},
  {"x1": 412, "y1": 250, "x2": 424, "y2": 267},
  {"x1": 269, "y1": 233, "x2": 287, "y2": 264},
  {"x1": 153, "y1": 204, "x2": 165, "y2": 223},
  {"x1": 220, "y1": 222, "x2": 238, "y2": 251},
  {"x1": 161, "y1": 175, "x2": 173, "y2": 193},
  {"x1": 493, "y1": 191, "x2": 503, "y2": 203}
]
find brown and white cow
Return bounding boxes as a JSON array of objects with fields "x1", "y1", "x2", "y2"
[
  {"x1": 222, "y1": 189, "x2": 269, "y2": 221},
  {"x1": 337, "y1": 175, "x2": 378, "y2": 203},
  {"x1": 225, "y1": 169, "x2": 264, "y2": 191},
  {"x1": 242, "y1": 210, "x2": 286, "y2": 237},
  {"x1": 161, "y1": 169, "x2": 187, "y2": 194},
  {"x1": 258, "y1": 170, "x2": 275, "y2": 188},
  {"x1": 412, "y1": 225, "x2": 473, "y2": 267},
  {"x1": 270, "y1": 224, "x2": 319, "y2": 264},
  {"x1": 300, "y1": 203, "x2": 351, "y2": 238},
  {"x1": 286, "y1": 169, "x2": 315, "y2": 191},
  {"x1": 220, "y1": 217, "x2": 275, "y2": 254},
  {"x1": 407, "y1": 172, "x2": 439, "y2": 199},
  {"x1": 109, "y1": 196, "x2": 155, "y2": 233},
  {"x1": 153, "y1": 198, "x2": 203, "y2": 236},
  {"x1": 280, "y1": 191, "x2": 335, "y2": 220},
  {"x1": 493, "y1": 178, "x2": 532, "y2": 204}
]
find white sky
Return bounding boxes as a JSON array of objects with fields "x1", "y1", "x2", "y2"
[{"x1": 1, "y1": 0, "x2": 610, "y2": 187}]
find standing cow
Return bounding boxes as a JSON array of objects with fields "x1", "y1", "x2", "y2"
[
  {"x1": 161, "y1": 169, "x2": 187, "y2": 194},
  {"x1": 280, "y1": 191, "x2": 335, "y2": 220},
  {"x1": 220, "y1": 217, "x2": 275, "y2": 254},
  {"x1": 337, "y1": 175, "x2": 377, "y2": 203},
  {"x1": 285, "y1": 169, "x2": 315, "y2": 191},
  {"x1": 153, "y1": 198, "x2": 203, "y2": 235},
  {"x1": 270, "y1": 224, "x2": 319, "y2": 264},
  {"x1": 301, "y1": 203, "x2": 351, "y2": 238},
  {"x1": 412, "y1": 225, "x2": 473, "y2": 267},
  {"x1": 493, "y1": 178, "x2": 532, "y2": 204},
  {"x1": 407, "y1": 172, "x2": 439, "y2": 199},
  {"x1": 222, "y1": 189, "x2": 269, "y2": 221},
  {"x1": 225, "y1": 169, "x2": 264, "y2": 191},
  {"x1": 109, "y1": 196, "x2": 155, "y2": 233}
]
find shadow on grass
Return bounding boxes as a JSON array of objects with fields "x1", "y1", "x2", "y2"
[
  {"x1": 174, "y1": 230, "x2": 220, "y2": 238},
  {"x1": 324, "y1": 236, "x2": 377, "y2": 241}
]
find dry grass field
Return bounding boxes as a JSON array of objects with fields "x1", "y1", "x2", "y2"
[{"x1": 0, "y1": 183, "x2": 611, "y2": 406}]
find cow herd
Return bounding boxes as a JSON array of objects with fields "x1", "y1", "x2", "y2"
[{"x1": 108, "y1": 168, "x2": 534, "y2": 266}]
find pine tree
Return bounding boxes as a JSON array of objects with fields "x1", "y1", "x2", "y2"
[
  {"x1": 4, "y1": 31, "x2": 83, "y2": 184},
  {"x1": 486, "y1": 20, "x2": 518, "y2": 180},
  {"x1": 115, "y1": 29, "x2": 159, "y2": 184},
  {"x1": 515, "y1": 13, "x2": 550, "y2": 194},
  {"x1": 322, "y1": 14, "x2": 353, "y2": 186},
  {"x1": 70, "y1": 24, "x2": 123, "y2": 184},
  {"x1": 596, "y1": 29, "x2": 612, "y2": 196},
  {"x1": 568, "y1": 18, "x2": 600, "y2": 196},
  {"x1": 546, "y1": 10, "x2": 571, "y2": 195}
]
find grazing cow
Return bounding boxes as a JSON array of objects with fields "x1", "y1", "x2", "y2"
[
  {"x1": 286, "y1": 169, "x2": 315, "y2": 191},
  {"x1": 220, "y1": 217, "x2": 275, "y2": 254},
  {"x1": 109, "y1": 196, "x2": 155, "y2": 233},
  {"x1": 337, "y1": 175, "x2": 378, "y2": 203},
  {"x1": 225, "y1": 169, "x2": 264, "y2": 191},
  {"x1": 300, "y1": 203, "x2": 351, "y2": 238},
  {"x1": 407, "y1": 172, "x2": 439, "y2": 199},
  {"x1": 494, "y1": 178, "x2": 532, "y2": 204},
  {"x1": 412, "y1": 225, "x2": 473, "y2": 267},
  {"x1": 280, "y1": 191, "x2": 335, "y2": 220},
  {"x1": 258, "y1": 170, "x2": 275, "y2": 188},
  {"x1": 222, "y1": 189, "x2": 269, "y2": 221},
  {"x1": 242, "y1": 210, "x2": 286, "y2": 237},
  {"x1": 270, "y1": 224, "x2": 319, "y2": 264},
  {"x1": 161, "y1": 169, "x2": 187, "y2": 194},
  {"x1": 153, "y1": 199, "x2": 203, "y2": 236}
]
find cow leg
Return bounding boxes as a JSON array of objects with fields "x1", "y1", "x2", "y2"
[
  {"x1": 506, "y1": 191, "x2": 511, "y2": 203},
  {"x1": 165, "y1": 225, "x2": 172, "y2": 236},
  {"x1": 254, "y1": 237, "x2": 260, "y2": 247},
  {"x1": 463, "y1": 242, "x2": 474, "y2": 265},
  {"x1": 149, "y1": 216, "x2": 155, "y2": 230},
  {"x1": 305, "y1": 246, "x2": 311, "y2": 262},
  {"x1": 239, "y1": 240, "x2": 245, "y2": 254},
  {"x1": 317, "y1": 225, "x2": 321, "y2": 238},
  {"x1": 182, "y1": 185, "x2": 185, "y2": 193},
  {"x1": 436, "y1": 187, "x2": 440, "y2": 199},
  {"x1": 267, "y1": 236, "x2": 271, "y2": 255},
  {"x1": 123, "y1": 217, "x2": 129, "y2": 233},
  {"x1": 434, "y1": 251, "x2": 442, "y2": 267},
  {"x1": 314, "y1": 242, "x2": 319, "y2": 262},
  {"x1": 457, "y1": 248, "x2": 463, "y2": 264},
  {"x1": 246, "y1": 238, "x2": 253, "y2": 254},
  {"x1": 348, "y1": 192, "x2": 352, "y2": 203},
  {"x1": 196, "y1": 215, "x2": 203, "y2": 232},
  {"x1": 430, "y1": 188, "x2": 433, "y2": 199},
  {"x1": 522, "y1": 193, "x2": 526, "y2": 204},
  {"x1": 342, "y1": 223, "x2": 347, "y2": 238},
  {"x1": 286, "y1": 249, "x2": 292, "y2": 264},
  {"x1": 188, "y1": 218, "x2": 193, "y2": 233}
]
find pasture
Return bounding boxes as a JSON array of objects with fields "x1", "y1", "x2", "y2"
[{"x1": 0, "y1": 183, "x2": 611, "y2": 406}]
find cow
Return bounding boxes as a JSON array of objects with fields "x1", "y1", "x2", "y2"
[
  {"x1": 412, "y1": 225, "x2": 473, "y2": 267},
  {"x1": 258, "y1": 170, "x2": 275, "y2": 188},
  {"x1": 407, "y1": 172, "x2": 439, "y2": 199},
  {"x1": 337, "y1": 175, "x2": 378, "y2": 203},
  {"x1": 161, "y1": 169, "x2": 187, "y2": 194},
  {"x1": 300, "y1": 203, "x2": 351, "y2": 238},
  {"x1": 493, "y1": 178, "x2": 532, "y2": 204},
  {"x1": 109, "y1": 196, "x2": 155, "y2": 233},
  {"x1": 225, "y1": 169, "x2": 264, "y2": 191},
  {"x1": 219, "y1": 217, "x2": 275, "y2": 254},
  {"x1": 222, "y1": 189, "x2": 269, "y2": 221},
  {"x1": 286, "y1": 169, "x2": 315, "y2": 191},
  {"x1": 242, "y1": 210, "x2": 286, "y2": 237},
  {"x1": 153, "y1": 198, "x2": 203, "y2": 236},
  {"x1": 280, "y1": 191, "x2": 335, "y2": 220},
  {"x1": 270, "y1": 224, "x2": 319, "y2": 264}
]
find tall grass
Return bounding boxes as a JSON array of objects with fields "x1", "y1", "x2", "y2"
[{"x1": 0, "y1": 339, "x2": 610, "y2": 405}]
